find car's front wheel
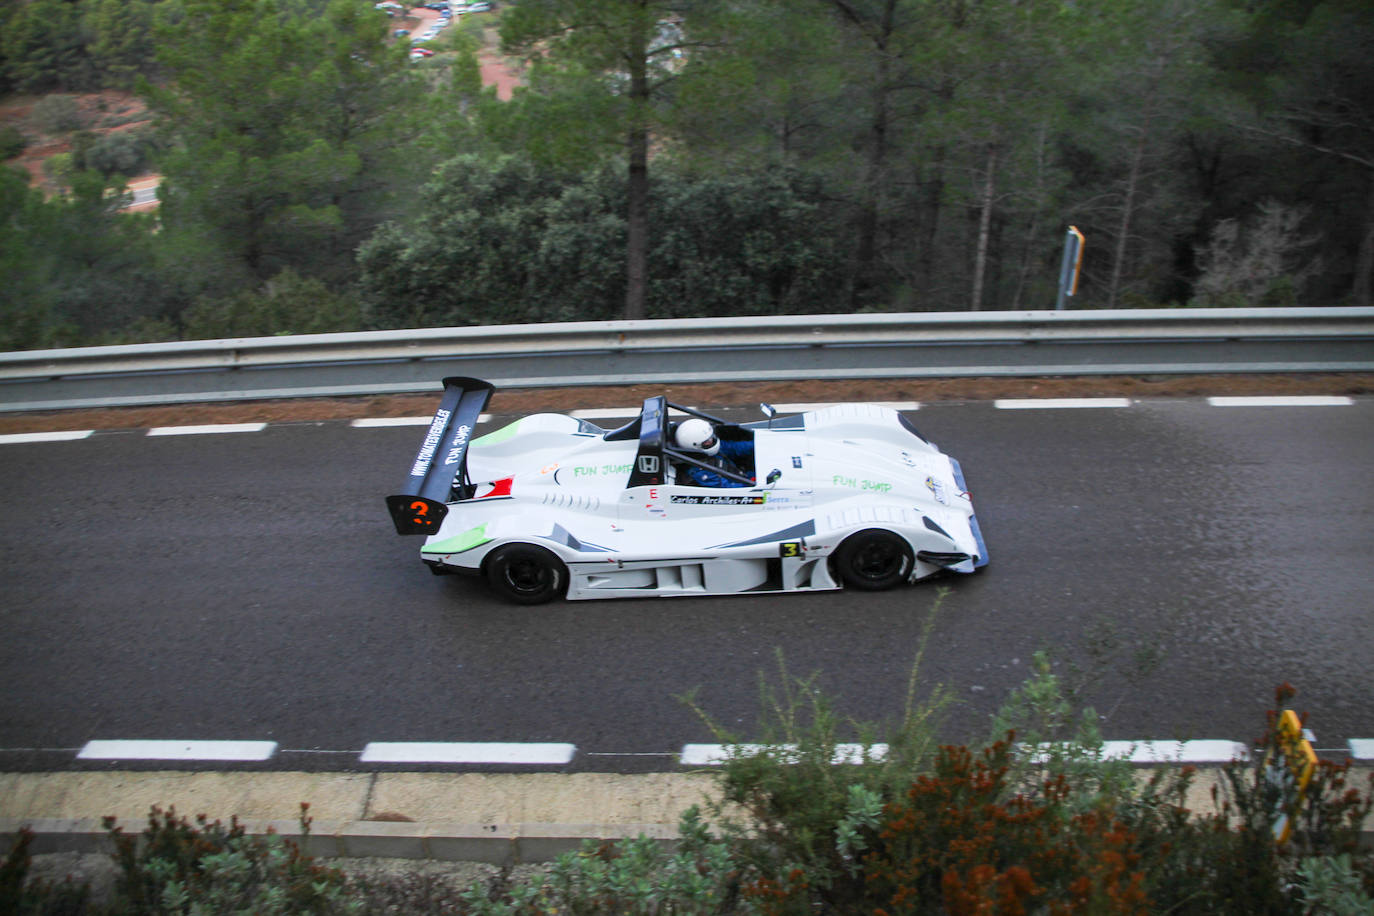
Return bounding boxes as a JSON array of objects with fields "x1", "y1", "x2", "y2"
[
  {"x1": 485, "y1": 544, "x2": 567, "y2": 605},
  {"x1": 832, "y1": 529, "x2": 914, "y2": 590}
]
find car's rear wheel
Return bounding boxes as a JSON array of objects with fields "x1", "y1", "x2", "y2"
[
  {"x1": 485, "y1": 544, "x2": 567, "y2": 605},
  {"x1": 832, "y1": 529, "x2": 914, "y2": 591}
]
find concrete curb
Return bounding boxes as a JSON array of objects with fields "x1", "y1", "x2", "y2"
[
  {"x1": 0, "y1": 772, "x2": 716, "y2": 865},
  {"x1": 2, "y1": 817, "x2": 679, "y2": 865}
]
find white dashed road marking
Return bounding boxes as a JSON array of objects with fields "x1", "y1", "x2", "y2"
[
  {"x1": 1024, "y1": 740, "x2": 1250, "y2": 764},
  {"x1": 685, "y1": 739, "x2": 1257, "y2": 766},
  {"x1": 679, "y1": 743, "x2": 890, "y2": 766},
  {"x1": 359, "y1": 742, "x2": 577, "y2": 765},
  {"x1": 569, "y1": 408, "x2": 642, "y2": 419},
  {"x1": 994, "y1": 398, "x2": 1133, "y2": 409},
  {"x1": 772, "y1": 401, "x2": 919, "y2": 413},
  {"x1": 351, "y1": 414, "x2": 492, "y2": 427},
  {"x1": 5, "y1": 398, "x2": 1361, "y2": 448},
  {"x1": 146, "y1": 423, "x2": 268, "y2": 436},
  {"x1": 1097, "y1": 740, "x2": 1251, "y2": 764},
  {"x1": 1206, "y1": 396, "x2": 1354, "y2": 407},
  {"x1": 10, "y1": 736, "x2": 1372, "y2": 765},
  {"x1": 351, "y1": 416, "x2": 435, "y2": 427},
  {"x1": 0, "y1": 430, "x2": 94, "y2": 444},
  {"x1": 77, "y1": 740, "x2": 279, "y2": 761}
]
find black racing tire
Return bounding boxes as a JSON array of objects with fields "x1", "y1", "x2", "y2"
[
  {"x1": 485, "y1": 544, "x2": 568, "y2": 605},
  {"x1": 832, "y1": 529, "x2": 914, "y2": 591}
]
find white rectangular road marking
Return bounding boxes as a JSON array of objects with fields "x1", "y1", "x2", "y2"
[
  {"x1": 146, "y1": 423, "x2": 268, "y2": 437},
  {"x1": 351, "y1": 417, "x2": 434, "y2": 427},
  {"x1": 78, "y1": 740, "x2": 278, "y2": 761},
  {"x1": 686, "y1": 740, "x2": 1249, "y2": 767},
  {"x1": 1207, "y1": 396, "x2": 1353, "y2": 407},
  {"x1": 995, "y1": 398, "x2": 1132, "y2": 409},
  {"x1": 359, "y1": 742, "x2": 576, "y2": 765},
  {"x1": 569, "y1": 408, "x2": 642, "y2": 419},
  {"x1": 1025, "y1": 739, "x2": 1250, "y2": 764},
  {"x1": 679, "y1": 743, "x2": 888, "y2": 766},
  {"x1": 771, "y1": 402, "x2": 919, "y2": 413},
  {"x1": 0, "y1": 430, "x2": 94, "y2": 444},
  {"x1": 1099, "y1": 740, "x2": 1250, "y2": 763},
  {"x1": 353, "y1": 414, "x2": 493, "y2": 427},
  {"x1": 1349, "y1": 739, "x2": 1374, "y2": 760}
]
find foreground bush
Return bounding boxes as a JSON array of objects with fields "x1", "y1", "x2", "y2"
[
  {"x1": 692, "y1": 650, "x2": 1374, "y2": 915},
  {"x1": 103, "y1": 805, "x2": 353, "y2": 915}
]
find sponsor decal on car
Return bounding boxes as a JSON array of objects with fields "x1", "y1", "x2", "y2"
[
  {"x1": 832, "y1": 474, "x2": 894, "y2": 493},
  {"x1": 410, "y1": 408, "x2": 451, "y2": 477},
  {"x1": 671, "y1": 494, "x2": 768, "y2": 505},
  {"x1": 925, "y1": 475, "x2": 949, "y2": 505},
  {"x1": 443, "y1": 423, "x2": 472, "y2": 465},
  {"x1": 572, "y1": 463, "x2": 634, "y2": 477}
]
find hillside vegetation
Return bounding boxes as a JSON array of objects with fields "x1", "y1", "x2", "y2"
[{"x1": 1, "y1": 0, "x2": 1371, "y2": 351}]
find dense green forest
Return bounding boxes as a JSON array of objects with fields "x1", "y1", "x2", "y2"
[{"x1": 0, "y1": 0, "x2": 1370, "y2": 350}]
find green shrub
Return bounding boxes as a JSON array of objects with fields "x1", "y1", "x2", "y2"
[
  {"x1": 83, "y1": 128, "x2": 156, "y2": 178},
  {"x1": 1296, "y1": 854, "x2": 1374, "y2": 915},
  {"x1": 30, "y1": 95, "x2": 84, "y2": 134},
  {"x1": 691, "y1": 637, "x2": 1374, "y2": 915},
  {"x1": 180, "y1": 269, "x2": 363, "y2": 339},
  {"x1": 104, "y1": 804, "x2": 354, "y2": 915},
  {"x1": 685, "y1": 592, "x2": 958, "y2": 912},
  {"x1": 458, "y1": 807, "x2": 738, "y2": 916},
  {"x1": 1, "y1": 827, "x2": 93, "y2": 915},
  {"x1": 0, "y1": 125, "x2": 27, "y2": 160}
]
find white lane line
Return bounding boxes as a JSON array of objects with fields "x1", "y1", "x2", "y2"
[
  {"x1": 680, "y1": 743, "x2": 888, "y2": 766},
  {"x1": 146, "y1": 423, "x2": 268, "y2": 437},
  {"x1": 1207, "y1": 396, "x2": 1354, "y2": 407},
  {"x1": 772, "y1": 402, "x2": 918, "y2": 413},
  {"x1": 352, "y1": 413, "x2": 493, "y2": 427},
  {"x1": 1100, "y1": 740, "x2": 1250, "y2": 763},
  {"x1": 0, "y1": 430, "x2": 94, "y2": 444},
  {"x1": 685, "y1": 740, "x2": 1250, "y2": 766},
  {"x1": 569, "y1": 408, "x2": 642, "y2": 419},
  {"x1": 77, "y1": 740, "x2": 278, "y2": 761},
  {"x1": 1349, "y1": 739, "x2": 1374, "y2": 760},
  {"x1": 351, "y1": 417, "x2": 434, "y2": 427},
  {"x1": 994, "y1": 398, "x2": 1132, "y2": 409},
  {"x1": 359, "y1": 742, "x2": 576, "y2": 765},
  {"x1": 1025, "y1": 740, "x2": 1250, "y2": 764}
]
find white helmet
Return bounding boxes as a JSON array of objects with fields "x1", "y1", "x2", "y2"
[{"x1": 675, "y1": 418, "x2": 720, "y2": 456}]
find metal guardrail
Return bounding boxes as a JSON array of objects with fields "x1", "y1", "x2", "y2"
[{"x1": 1, "y1": 308, "x2": 1371, "y2": 412}]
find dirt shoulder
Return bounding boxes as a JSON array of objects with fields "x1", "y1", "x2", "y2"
[{"x1": 2, "y1": 373, "x2": 1369, "y2": 434}]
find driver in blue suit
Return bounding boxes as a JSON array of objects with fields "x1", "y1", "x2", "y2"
[{"x1": 674, "y1": 418, "x2": 754, "y2": 488}]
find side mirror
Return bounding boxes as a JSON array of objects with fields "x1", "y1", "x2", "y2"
[
  {"x1": 766, "y1": 468, "x2": 782, "y2": 485},
  {"x1": 760, "y1": 402, "x2": 776, "y2": 429}
]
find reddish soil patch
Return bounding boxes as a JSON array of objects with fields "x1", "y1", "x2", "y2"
[
  {"x1": 1, "y1": 374, "x2": 1369, "y2": 435},
  {"x1": 0, "y1": 90, "x2": 155, "y2": 194},
  {"x1": 479, "y1": 51, "x2": 522, "y2": 100}
]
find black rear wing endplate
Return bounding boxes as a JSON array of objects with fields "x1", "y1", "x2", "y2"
[{"x1": 385, "y1": 377, "x2": 495, "y2": 535}]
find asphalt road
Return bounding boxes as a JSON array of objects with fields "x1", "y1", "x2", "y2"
[{"x1": 2, "y1": 397, "x2": 1371, "y2": 772}]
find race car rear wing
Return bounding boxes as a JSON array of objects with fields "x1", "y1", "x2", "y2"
[{"x1": 386, "y1": 376, "x2": 495, "y2": 535}]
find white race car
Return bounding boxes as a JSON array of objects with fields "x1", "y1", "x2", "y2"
[{"x1": 387, "y1": 378, "x2": 987, "y2": 604}]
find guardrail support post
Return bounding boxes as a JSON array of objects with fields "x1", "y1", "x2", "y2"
[{"x1": 1056, "y1": 226, "x2": 1085, "y2": 310}]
